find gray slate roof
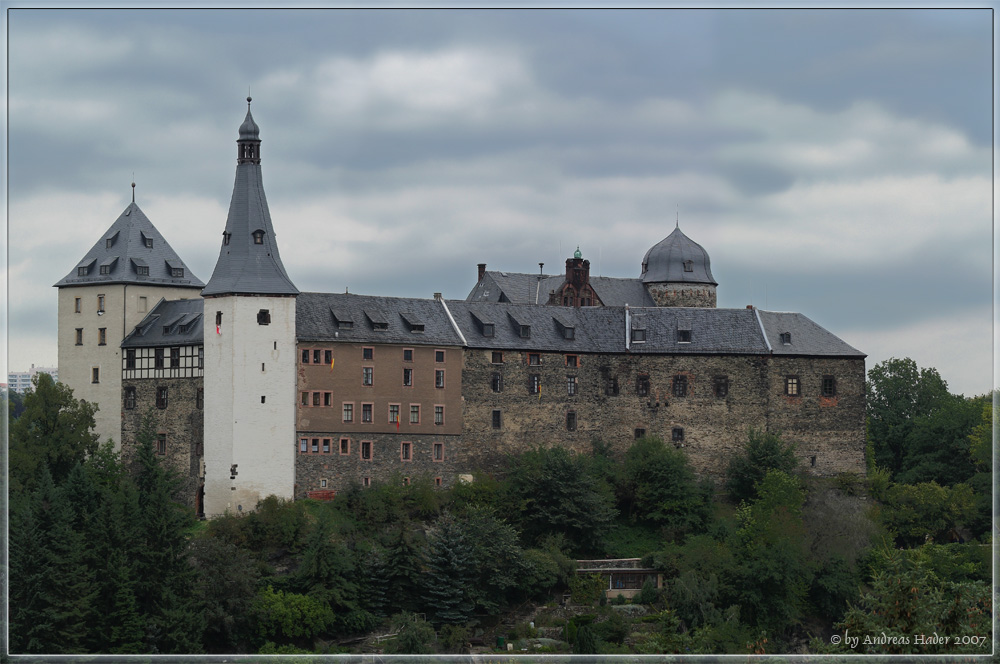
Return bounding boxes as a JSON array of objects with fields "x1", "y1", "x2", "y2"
[
  {"x1": 202, "y1": 107, "x2": 298, "y2": 297},
  {"x1": 296, "y1": 292, "x2": 464, "y2": 346},
  {"x1": 757, "y1": 311, "x2": 865, "y2": 357},
  {"x1": 122, "y1": 298, "x2": 204, "y2": 348},
  {"x1": 54, "y1": 202, "x2": 204, "y2": 289},
  {"x1": 641, "y1": 226, "x2": 717, "y2": 285},
  {"x1": 626, "y1": 307, "x2": 768, "y2": 355},
  {"x1": 466, "y1": 271, "x2": 655, "y2": 307}
]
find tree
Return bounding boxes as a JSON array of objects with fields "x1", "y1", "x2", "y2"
[
  {"x1": 9, "y1": 373, "x2": 100, "y2": 494},
  {"x1": 422, "y1": 514, "x2": 476, "y2": 625},
  {"x1": 457, "y1": 507, "x2": 530, "y2": 614},
  {"x1": 725, "y1": 428, "x2": 797, "y2": 503},
  {"x1": 866, "y1": 358, "x2": 951, "y2": 478},
  {"x1": 384, "y1": 613, "x2": 436, "y2": 655},
  {"x1": 190, "y1": 537, "x2": 261, "y2": 652},
  {"x1": 251, "y1": 586, "x2": 334, "y2": 649},
  {"x1": 879, "y1": 481, "x2": 975, "y2": 547},
  {"x1": 382, "y1": 525, "x2": 425, "y2": 614}
]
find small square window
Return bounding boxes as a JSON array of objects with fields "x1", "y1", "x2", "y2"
[
  {"x1": 145, "y1": 237, "x2": 153, "y2": 248},
  {"x1": 520, "y1": 325, "x2": 531, "y2": 338},
  {"x1": 566, "y1": 355, "x2": 578, "y2": 367},
  {"x1": 100, "y1": 265, "x2": 111, "y2": 275},
  {"x1": 529, "y1": 353, "x2": 541, "y2": 366},
  {"x1": 403, "y1": 349, "x2": 413, "y2": 362},
  {"x1": 435, "y1": 350, "x2": 445, "y2": 363},
  {"x1": 673, "y1": 375, "x2": 688, "y2": 397},
  {"x1": 780, "y1": 332, "x2": 792, "y2": 345},
  {"x1": 492, "y1": 409, "x2": 502, "y2": 429},
  {"x1": 77, "y1": 266, "x2": 88, "y2": 277},
  {"x1": 491, "y1": 351, "x2": 504, "y2": 364},
  {"x1": 483, "y1": 323, "x2": 495, "y2": 337},
  {"x1": 171, "y1": 267, "x2": 184, "y2": 278},
  {"x1": 433, "y1": 442, "x2": 444, "y2": 461},
  {"x1": 253, "y1": 231, "x2": 264, "y2": 244},
  {"x1": 683, "y1": 260, "x2": 693, "y2": 273},
  {"x1": 363, "y1": 347, "x2": 374, "y2": 360},
  {"x1": 678, "y1": 329, "x2": 691, "y2": 343},
  {"x1": 634, "y1": 428, "x2": 646, "y2": 439},
  {"x1": 785, "y1": 376, "x2": 800, "y2": 396},
  {"x1": 631, "y1": 328, "x2": 646, "y2": 343},
  {"x1": 566, "y1": 411, "x2": 577, "y2": 431},
  {"x1": 257, "y1": 309, "x2": 270, "y2": 325},
  {"x1": 435, "y1": 477, "x2": 443, "y2": 487},
  {"x1": 822, "y1": 376, "x2": 837, "y2": 397},
  {"x1": 363, "y1": 477, "x2": 371, "y2": 487}
]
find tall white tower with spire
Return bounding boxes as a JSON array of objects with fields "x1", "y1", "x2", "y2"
[{"x1": 202, "y1": 98, "x2": 299, "y2": 516}]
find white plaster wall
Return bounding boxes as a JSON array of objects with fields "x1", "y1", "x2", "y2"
[
  {"x1": 204, "y1": 295, "x2": 297, "y2": 516},
  {"x1": 57, "y1": 284, "x2": 201, "y2": 448}
]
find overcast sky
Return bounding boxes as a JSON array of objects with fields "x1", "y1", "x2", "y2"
[{"x1": 4, "y1": 6, "x2": 996, "y2": 397}]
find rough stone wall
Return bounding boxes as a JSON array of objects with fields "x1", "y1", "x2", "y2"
[
  {"x1": 647, "y1": 282, "x2": 717, "y2": 308},
  {"x1": 460, "y1": 348, "x2": 773, "y2": 479},
  {"x1": 765, "y1": 356, "x2": 866, "y2": 476},
  {"x1": 294, "y1": 431, "x2": 465, "y2": 496},
  {"x1": 121, "y1": 376, "x2": 204, "y2": 509}
]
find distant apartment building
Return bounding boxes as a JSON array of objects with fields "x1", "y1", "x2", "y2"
[{"x1": 7, "y1": 365, "x2": 59, "y2": 393}]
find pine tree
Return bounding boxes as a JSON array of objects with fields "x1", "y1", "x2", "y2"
[
  {"x1": 294, "y1": 512, "x2": 359, "y2": 620},
  {"x1": 422, "y1": 514, "x2": 476, "y2": 625},
  {"x1": 383, "y1": 525, "x2": 424, "y2": 614}
]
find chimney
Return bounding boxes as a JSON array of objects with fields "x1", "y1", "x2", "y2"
[
  {"x1": 477, "y1": 263, "x2": 487, "y2": 282},
  {"x1": 746, "y1": 304, "x2": 754, "y2": 310},
  {"x1": 433, "y1": 292, "x2": 442, "y2": 301}
]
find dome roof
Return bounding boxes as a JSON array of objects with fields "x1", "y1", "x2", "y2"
[
  {"x1": 640, "y1": 226, "x2": 717, "y2": 285},
  {"x1": 238, "y1": 98, "x2": 260, "y2": 141}
]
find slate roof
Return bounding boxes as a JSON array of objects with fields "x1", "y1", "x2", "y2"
[
  {"x1": 121, "y1": 298, "x2": 204, "y2": 348},
  {"x1": 296, "y1": 292, "x2": 464, "y2": 346},
  {"x1": 54, "y1": 202, "x2": 204, "y2": 289},
  {"x1": 757, "y1": 311, "x2": 866, "y2": 357},
  {"x1": 449, "y1": 301, "x2": 625, "y2": 353},
  {"x1": 202, "y1": 105, "x2": 298, "y2": 297},
  {"x1": 466, "y1": 271, "x2": 655, "y2": 307},
  {"x1": 641, "y1": 226, "x2": 717, "y2": 285},
  {"x1": 625, "y1": 307, "x2": 768, "y2": 355}
]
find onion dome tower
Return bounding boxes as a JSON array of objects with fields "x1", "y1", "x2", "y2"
[
  {"x1": 640, "y1": 224, "x2": 718, "y2": 307},
  {"x1": 203, "y1": 98, "x2": 298, "y2": 517}
]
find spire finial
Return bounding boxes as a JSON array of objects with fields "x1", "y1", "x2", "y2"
[
  {"x1": 676, "y1": 205, "x2": 679, "y2": 229},
  {"x1": 131, "y1": 173, "x2": 135, "y2": 203}
]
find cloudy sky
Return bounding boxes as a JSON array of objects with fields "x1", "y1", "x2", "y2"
[{"x1": 4, "y1": 7, "x2": 995, "y2": 397}]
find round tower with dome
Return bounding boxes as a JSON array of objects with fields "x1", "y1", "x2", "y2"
[{"x1": 641, "y1": 224, "x2": 718, "y2": 307}]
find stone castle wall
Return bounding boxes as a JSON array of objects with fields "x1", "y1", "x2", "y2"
[{"x1": 647, "y1": 282, "x2": 717, "y2": 308}]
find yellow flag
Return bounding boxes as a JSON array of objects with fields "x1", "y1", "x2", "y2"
[{"x1": 329, "y1": 356, "x2": 335, "y2": 371}]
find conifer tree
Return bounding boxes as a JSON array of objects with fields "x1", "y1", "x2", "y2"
[
  {"x1": 294, "y1": 511, "x2": 360, "y2": 626},
  {"x1": 382, "y1": 525, "x2": 424, "y2": 614},
  {"x1": 422, "y1": 514, "x2": 476, "y2": 625}
]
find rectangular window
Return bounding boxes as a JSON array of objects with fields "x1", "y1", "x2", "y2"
[
  {"x1": 605, "y1": 376, "x2": 619, "y2": 396},
  {"x1": 301, "y1": 349, "x2": 310, "y2": 364},
  {"x1": 433, "y1": 442, "x2": 444, "y2": 461},
  {"x1": 713, "y1": 376, "x2": 729, "y2": 398},
  {"x1": 491, "y1": 372, "x2": 503, "y2": 393},
  {"x1": 170, "y1": 347, "x2": 180, "y2": 368},
  {"x1": 362, "y1": 403, "x2": 373, "y2": 423},
  {"x1": 137, "y1": 265, "x2": 149, "y2": 276},
  {"x1": 156, "y1": 434, "x2": 166, "y2": 456},
  {"x1": 435, "y1": 350, "x2": 445, "y2": 363},
  {"x1": 403, "y1": 348, "x2": 413, "y2": 362},
  {"x1": 401, "y1": 442, "x2": 412, "y2": 461},
  {"x1": 403, "y1": 477, "x2": 411, "y2": 486},
  {"x1": 529, "y1": 353, "x2": 541, "y2": 366},
  {"x1": 566, "y1": 355, "x2": 578, "y2": 367},
  {"x1": 492, "y1": 409, "x2": 502, "y2": 429},
  {"x1": 77, "y1": 266, "x2": 88, "y2": 277},
  {"x1": 154, "y1": 348, "x2": 164, "y2": 369},
  {"x1": 257, "y1": 309, "x2": 270, "y2": 325},
  {"x1": 822, "y1": 376, "x2": 837, "y2": 397},
  {"x1": 520, "y1": 325, "x2": 531, "y2": 339},
  {"x1": 311, "y1": 438, "x2": 319, "y2": 454},
  {"x1": 482, "y1": 323, "x2": 495, "y2": 337},
  {"x1": 324, "y1": 392, "x2": 332, "y2": 407},
  {"x1": 673, "y1": 375, "x2": 688, "y2": 397},
  {"x1": 322, "y1": 438, "x2": 331, "y2": 454},
  {"x1": 300, "y1": 438, "x2": 308, "y2": 454},
  {"x1": 340, "y1": 438, "x2": 350, "y2": 455},
  {"x1": 363, "y1": 477, "x2": 371, "y2": 487},
  {"x1": 410, "y1": 405, "x2": 420, "y2": 424},
  {"x1": 434, "y1": 405, "x2": 444, "y2": 425},
  {"x1": 785, "y1": 376, "x2": 800, "y2": 396},
  {"x1": 491, "y1": 351, "x2": 503, "y2": 364},
  {"x1": 313, "y1": 349, "x2": 321, "y2": 364},
  {"x1": 677, "y1": 329, "x2": 692, "y2": 343},
  {"x1": 92, "y1": 367, "x2": 100, "y2": 384},
  {"x1": 403, "y1": 368, "x2": 413, "y2": 386},
  {"x1": 98, "y1": 328, "x2": 107, "y2": 346},
  {"x1": 301, "y1": 392, "x2": 309, "y2": 406},
  {"x1": 74, "y1": 297, "x2": 81, "y2": 313},
  {"x1": 156, "y1": 386, "x2": 168, "y2": 409},
  {"x1": 139, "y1": 296, "x2": 147, "y2": 313},
  {"x1": 362, "y1": 347, "x2": 374, "y2": 360},
  {"x1": 529, "y1": 374, "x2": 541, "y2": 394},
  {"x1": 634, "y1": 427, "x2": 646, "y2": 439},
  {"x1": 567, "y1": 376, "x2": 577, "y2": 396},
  {"x1": 435, "y1": 477, "x2": 443, "y2": 487},
  {"x1": 363, "y1": 367, "x2": 373, "y2": 386},
  {"x1": 75, "y1": 328, "x2": 83, "y2": 345},
  {"x1": 324, "y1": 350, "x2": 332, "y2": 365},
  {"x1": 197, "y1": 388, "x2": 204, "y2": 409},
  {"x1": 343, "y1": 403, "x2": 354, "y2": 423},
  {"x1": 389, "y1": 404, "x2": 400, "y2": 424},
  {"x1": 100, "y1": 265, "x2": 111, "y2": 275},
  {"x1": 435, "y1": 369, "x2": 445, "y2": 388},
  {"x1": 198, "y1": 346, "x2": 204, "y2": 370},
  {"x1": 566, "y1": 411, "x2": 577, "y2": 431},
  {"x1": 321, "y1": 479, "x2": 328, "y2": 488},
  {"x1": 672, "y1": 427, "x2": 685, "y2": 443},
  {"x1": 125, "y1": 348, "x2": 136, "y2": 369},
  {"x1": 171, "y1": 267, "x2": 184, "y2": 278},
  {"x1": 98, "y1": 295, "x2": 105, "y2": 312},
  {"x1": 631, "y1": 328, "x2": 646, "y2": 343},
  {"x1": 124, "y1": 386, "x2": 136, "y2": 410},
  {"x1": 313, "y1": 392, "x2": 321, "y2": 407},
  {"x1": 361, "y1": 441, "x2": 372, "y2": 460}
]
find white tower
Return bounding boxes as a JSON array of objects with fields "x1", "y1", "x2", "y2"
[{"x1": 202, "y1": 98, "x2": 299, "y2": 516}]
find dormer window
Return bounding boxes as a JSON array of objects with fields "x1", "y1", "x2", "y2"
[
  {"x1": 563, "y1": 326, "x2": 575, "y2": 340},
  {"x1": 100, "y1": 265, "x2": 111, "y2": 275},
  {"x1": 171, "y1": 268, "x2": 184, "y2": 277},
  {"x1": 678, "y1": 329, "x2": 691, "y2": 343},
  {"x1": 106, "y1": 238, "x2": 113, "y2": 249},
  {"x1": 482, "y1": 323, "x2": 494, "y2": 337},
  {"x1": 223, "y1": 231, "x2": 231, "y2": 246},
  {"x1": 520, "y1": 325, "x2": 531, "y2": 339},
  {"x1": 631, "y1": 328, "x2": 646, "y2": 343},
  {"x1": 780, "y1": 332, "x2": 792, "y2": 345},
  {"x1": 253, "y1": 230, "x2": 264, "y2": 245},
  {"x1": 372, "y1": 322, "x2": 388, "y2": 331},
  {"x1": 141, "y1": 232, "x2": 153, "y2": 249},
  {"x1": 77, "y1": 266, "x2": 88, "y2": 276},
  {"x1": 137, "y1": 266, "x2": 149, "y2": 276},
  {"x1": 683, "y1": 260, "x2": 693, "y2": 272}
]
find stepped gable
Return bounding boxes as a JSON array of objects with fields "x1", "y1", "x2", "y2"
[
  {"x1": 296, "y1": 291, "x2": 463, "y2": 346},
  {"x1": 122, "y1": 298, "x2": 204, "y2": 348},
  {"x1": 54, "y1": 202, "x2": 203, "y2": 288},
  {"x1": 756, "y1": 310, "x2": 866, "y2": 357},
  {"x1": 202, "y1": 98, "x2": 298, "y2": 297}
]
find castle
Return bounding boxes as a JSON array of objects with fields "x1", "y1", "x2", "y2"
[{"x1": 56, "y1": 100, "x2": 866, "y2": 517}]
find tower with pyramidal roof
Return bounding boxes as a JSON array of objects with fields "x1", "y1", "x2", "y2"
[
  {"x1": 54, "y1": 192, "x2": 204, "y2": 448},
  {"x1": 202, "y1": 98, "x2": 299, "y2": 516}
]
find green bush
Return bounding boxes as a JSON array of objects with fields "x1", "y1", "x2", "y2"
[
  {"x1": 438, "y1": 623, "x2": 470, "y2": 653},
  {"x1": 635, "y1": 578, "x2": 659, "y2": 605},
  {"x1": 569, "y1": 573, "x2": 606, "y2": 605}
]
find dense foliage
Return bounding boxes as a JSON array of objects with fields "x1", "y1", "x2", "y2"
[{"x1": 8, "y1": 358, "x2": 993, "y2": 655}]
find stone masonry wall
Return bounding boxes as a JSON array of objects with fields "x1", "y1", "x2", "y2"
[
  {"x1": 295, "y1": 431, "x2": 466, "y2": 497},
  {"x1": 121, "y1": 376, "x2": 204, "y2": 510},
  {"x1": 647, "y1": 282, "x2": 717, "y2": 308}
]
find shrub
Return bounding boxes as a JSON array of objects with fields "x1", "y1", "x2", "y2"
[
  {"x1": 635, "y1": 578, "x2": 659, "y2": 605},
  {"x1": 569, "y1": 573, "x2": 605, "y2": 605},
  {"x1": 725, "y1": 429, "x2": 797, "y2": 503}
]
